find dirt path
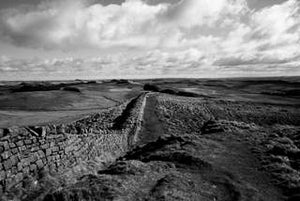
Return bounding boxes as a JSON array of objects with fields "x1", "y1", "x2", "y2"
[
  {"x1": 202, "y1": 133, "x2": 285, "y2": 201},
  {"x1": 136, "y1": 94, "x2": 165, "y2": 145}
]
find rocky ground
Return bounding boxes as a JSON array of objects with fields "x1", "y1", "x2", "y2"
[{"x1": 0, "y1": 78, "x2": 299, "y2": 201}]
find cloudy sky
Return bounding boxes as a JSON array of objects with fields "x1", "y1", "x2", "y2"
[{"x1": 0, "y1": 0, "x2": 299, "y2": 80}]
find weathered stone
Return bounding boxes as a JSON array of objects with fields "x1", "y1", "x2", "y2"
[
  {"x1": 18, "y1": 147, "x2": 22, "y2": 152},
  {"x1": 29, "y1": 155, "x2": 38, "y2": 163},
  {"x1": 11, "y1": 148, "x2": 18, "y2": 154},
  {"x1": 0, "y1": 171, "x2": 5, "y2": 180},
  {"x1": 56, "y1": 125, "x2": 65, "y2": 134},
  {"x1": 1, "y1": 151, "x2": 11, "y2": 160},
  {"x1": 41, "y1": 143, "x2": 49, "y2": 149},
  {"x1": 16, "y1": 141, "x2": 24, "y2": 147},
  {"x1": 38, "y1": 150, "x2": 45, "y2": 158},
  {"x1": 49, "y1": 163, "x2": 56, "y2": 170},
  {"x1": 30, "y1": 164, "x2": 37, "y2": 171},
  {"x1": 46, "y1": 149, "x2": 52, "y2": 156},
  {"x1": 17, "y1": 163, "x2": 23, "y2": 171},
  {"x1": 47, "y1": 156, "x2": 52, "y2": 161},
  {"x1": 41, "y1": 127, "x2": 47, "y2": 137},
  {"x1": 15, "y1": 173, "x2": 23, "y2": 183},
  {"x1": 13, "y1": 136, "x2": 22, "y2": 142},
  {"x1": 65, "y1": 146, "x2": 73, "y2": 153},
  {"x1": 3, "y1": 159, "x2": 12, "y2": 170},
  {"x1": 36, "y1": 160, "x2": 44, "y2": 169},
  {"x1": 9, "y1": 143, "x2": 16, "y2": 148},
  {"x1": 10, "y1": 155, "x2": 18, "y2": 166},
  {"x1": 23, "y1": 166, "x2": 30, "y2": 174},
  {"x1": 50, "y1": 142, "x2": 55, "y2": 147},
  {"x1": 11, "y1": 167, "x2": 17, "y2": 174},
  {"x1": 2, "y1": 141, "x2": 9, "y2": 150},
  {"x1": 52, "y1": 146, "x2": 59, "y2": 152},
  {"x1": 0, "y1": 106, "x2": 134, "y2": 192},
  {"x1": 6, "y1": 169, "x2": 12, "y2": 178},
  {"x1": 31, "y1": 146, "x2": 39, "y2": 152},
  {"x1": 20, "y1": 158, "x2": 30, "y2": 167}
]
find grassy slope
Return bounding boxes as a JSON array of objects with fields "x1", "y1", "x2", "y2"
[
  {"x1": 0, "y1": 82, "x2": 142, "y2": 127},
  {"x1": 1, "y1": 78, "x2": 299, "y2": 200}
]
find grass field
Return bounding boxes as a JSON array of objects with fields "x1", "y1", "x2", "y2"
[{"x1": 0, "y1": 80, "x2": 142, "y2": 127}]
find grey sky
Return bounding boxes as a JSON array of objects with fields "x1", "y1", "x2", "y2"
[
  {"x1": 0, "y1": 0, "x2": 298, "y2": 80},
  {"x1": 0, "y1": 0, "x2": 288, "y2": 9}
]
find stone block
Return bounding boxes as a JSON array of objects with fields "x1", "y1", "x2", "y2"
[
  {"x1": 29, "y1": 154, "x2": 38, "y2": 163},
  {"x1": 30, "y1": 164, "x2": 37, "y2": 172},
  {"x1": 11, "y1": 148, "x2": 18, "y2": 154},
  {"x1": 50, "y1": 142, "x2": 55, "y2": 147},
  {"x1": 38, "y1": 150, "x2": 45, "y2": 158},
  {"x1": 11, "y1": 167, "x2": 17, "y2": 174},
  {"x1": 36, "y1": 160, "x2": 44, "y2": 169},
  {"x1": 31, "y1": 146, "x2": 39, "y2": 152},
  {"x1": 47, "y1": 156, "x2": 52, "y2": 161},
  {"x1": 9, "y1": 143, "x2": 16, "y2": 148},
  {"x1": 15, "y1": 173, "x2": 23, "y2": 183},
  {"x1": 3, "y1": 159, "x2": 12, "y2": 170},
  {"x1": 1, "y1": 151, "x2": 11, "y2": 160},
  {"x1": 2, "y1": 141, "x2": 9, "y2": 150},
  {"x1": 24, "y1": 139, "x2": 32, "y2": 145},
  {"x1": 49, "y1": 163, "x2": 56, "y2": 170},
  {"x1": 16, "y1": 141, "x2": 24, "y2": 147},
  {"x1": 52, "y1": 146, "x2": 59, "y2": 152},
  {"x1": 17, "y1": 163, "x2": 23, "y2": 171},
  {"x1": 56, "y1": 125, "x2": 65, "y2": 134},
  {"x1": 0, "y1": 171, "x2": 5, "y2": 180},
  {"x1": 19, "y1": 146, "x2": 26, "y2": 152},
  {"x1": 20, "y1": 158, "x2": 29, "y2": 167},
  {"x1": 46, "y1": 149, "x2": 52, "y2": 156},
  {"x1": 10, "y1": 155, "x2": 18, "y2": 166},
  {"x1": 41, "y1": 143, "x2": 49, "y2": 149},
  {"x1": 23, "y1": 166, "x2": 30, "y2": 174}
]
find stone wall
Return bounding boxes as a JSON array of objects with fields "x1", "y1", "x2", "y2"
[{"x1": 0, "y1": 93, "x2": 147, "y2": 193}]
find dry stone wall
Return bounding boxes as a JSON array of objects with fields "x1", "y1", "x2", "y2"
[{"x1": 0, "y1": 93, "x2": 147, "y2": 193}]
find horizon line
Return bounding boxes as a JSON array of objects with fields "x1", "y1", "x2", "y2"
[{"x1": 0, "y1": 75, "x2": 299, "y2": 82}]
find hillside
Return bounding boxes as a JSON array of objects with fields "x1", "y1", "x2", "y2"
[{"x1": 0, "y1": 78, "x2": 299, "y2": 201}]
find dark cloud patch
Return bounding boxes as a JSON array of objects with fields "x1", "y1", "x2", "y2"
[
  {"x1": 214, "y1": 55, "x2": 298, "y2": 67},
  {"x1": 0, "y1": 0, "x2": 124, "y2": 9},
  {"x1": 0, "y1": 0, "x2": 44, "y2": 9},
  {"x1": 247, "y1": 0, "x2": 288, "y2": 10}
]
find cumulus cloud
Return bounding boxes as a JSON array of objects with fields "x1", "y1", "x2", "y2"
[
  {"x1": 0, "y1": 0, "x2": 299, "y2": 78},
  {"x1": 0, "y1": 0, "x2": 252, "y2": 50},
  {"x1": 0, "y1": 0, "x2": 170, "y2": 49}
]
